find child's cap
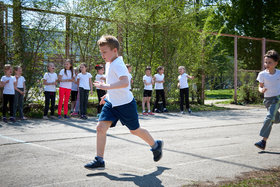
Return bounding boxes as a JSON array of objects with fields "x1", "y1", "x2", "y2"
[{"x1": 95, "y1": 64, "x2": 104, "y2": 70}]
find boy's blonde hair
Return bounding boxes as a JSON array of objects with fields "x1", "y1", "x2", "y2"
[
  {"x1": 178, "y1": 66, "x2": 185, "y2": 70},
  {"x1": 4, "y1": 64, "x2": 12, "y2": 71},
  {"x1": 157, "y1": 66, "x2": 164, "y2": 72},
  {"x1": 14, "y1": 65, "x2": 22, "y2": 71},
  {"x1": 97, "y1": 35, "x2": 120, "y2": 51}
]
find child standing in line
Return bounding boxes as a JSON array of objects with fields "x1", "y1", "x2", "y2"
[
  {"x1": 84, "y1": 35, "x2": 163, "y2": 170},
  {"x1": 1, "y1": 64, "x2": 16, "y2": 122},
  {"x1": 58, "y1": 59, "x2": 74, "y2": 119},
  {"x1": 43, "y1": 63, "x2": 58, "y2": 119},
  {"x1": 77, "y1": 63, "x2": 93, "y2": 119},
  {"x1": 255, "y1": 50, "x2": 280, "y2": 150},
  {"x1": 70, "y1": 68, "x2": 79, "y2": 116},
  {"x1": 95, "y1": 64, "x2": 106, "y2": 117},
  {"x1": 142, "y1": 66, "x2": 154, "y2": 115},
  {"x1": 13, "y1": 66, "x2": 27, "y2": 120},
  {"x1": 178, "y1": 66, "x2": 194, "y2": 114},
  {"x1": 126, "y1": 64, "x2": 133, "y2": 91},
  {"x1": 153, "y1": 66, "x2": 168, "y2": 113}
]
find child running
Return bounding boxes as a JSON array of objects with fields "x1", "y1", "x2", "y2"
[
  {"x1": 77, "y1": 63, "x2": 93, "y2": 119},
  {"x1": 142, "y1": 66, "x2": 154, "y2": 115},
  {"x1": 153, "y1": 66, "x2": 168, "y2": 113},
  {"x1": 95, "y1": 64, "x2": 106, "y2": 117},
  {"x1": 178, "y1": 66, "x2": 194, "y2": 114},
  {"x1": 58, "y1": 59, "x2": 74, "y2": 119},
  {"x1": 43, "y1": 63, "x2": 58, "y2": 119},
  {"x1": 70, "y1": 68, "x2": 79, "y2": 116},
  {"x1": 1, "y1": 64, "x2": 16, "y2": 122},
  {"x1": 84, "y1": 35, "x2": 163, "y2": 170},
  {"x1": 126, "y1": 64, "x2": 133, "y2": 91},
  {"x1": 255, "y1": 50, "x2": 280, "y2": 150},
  {"x1": 13, "y1": 66, "x2": 27, "y2": 120}
]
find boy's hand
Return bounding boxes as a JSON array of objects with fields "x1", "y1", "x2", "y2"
[
  {"x1": 260, "y1": 87, "x2": 267, "y2": 93},
  {"x1": 90, "y1": 90, "x2": 93, "y2": 95},
  {"x1": 93, "y1": 81, "x2": 110, "y2": 90},
  {"x1": 100, "y1": 95, "x2": 106, "y2": 105},
  {"x1": 5, "y1": 80, "x2": 9, "y2": 84}
]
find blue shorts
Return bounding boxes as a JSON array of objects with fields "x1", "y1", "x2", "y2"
[{"x1": 99, "y1": 99, "x2": 140, "y2": 130}]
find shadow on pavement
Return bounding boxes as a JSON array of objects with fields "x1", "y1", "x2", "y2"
[
  {"x1": 86, "y1": 166, "x2": 170, "y2": 187},
  {"x1": 258, "y1": 151, "x2": 280, "y2": 155}
]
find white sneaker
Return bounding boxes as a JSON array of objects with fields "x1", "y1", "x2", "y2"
[
  {"x1": 43, "y1": 116, "x2": 49, "y2": 120},
  {"x1": 180, "y1": 111, "x2": 185, "y2": 114}
]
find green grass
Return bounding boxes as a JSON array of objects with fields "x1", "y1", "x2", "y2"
[{"x1": 205, "y1": 89, "x2": 234, "y2": 100}]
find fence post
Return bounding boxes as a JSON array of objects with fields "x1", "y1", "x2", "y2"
[
  {"x1": 261, "y1": 38, "x2": 266, "y2": 70},
  {"x1": 234, "y1": 36, "x2": 238, "y2": 103},
  {"x1": 0, "y1": 2, "x2": 5, "y2": 67},
  {"x1": 65, "y1": 15, "x2": 70, "y2": 59}
]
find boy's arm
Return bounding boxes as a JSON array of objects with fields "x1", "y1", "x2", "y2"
[
  {"x1": 94, "y1": 76, "x2": 129, "y2": 90},
  {"x1": 14, "y1": 81, "x2": 23, "y2": 94},
  {"x1": 89, "y1": 78, "x2": 93, "y2": 94},
  {"x1": 187, "y1": 75, "x2": 195, "y2": 79},
  {"x1": 23, "y1": 81, "x2": 26, "y2": 95},
  {"x1": 258, "y1": 82, "x2": 267, "y2": 93}
]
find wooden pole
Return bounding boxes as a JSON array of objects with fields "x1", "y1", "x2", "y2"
[
  {"x1": 234, "y1": 36, "x2": 238, "y2": 103},
  {"x1": 0, "y1": 2, "x2": 5, "y2": 67},
  {"x1": 65, "y1": 16, "x2": 70, "y2": 59},
  {"x1": 117, "y1": 23, "x2": 123, "y2": 56},
  {"x1": 261, "y1": 38, "x2": 266, "y2": 70}
]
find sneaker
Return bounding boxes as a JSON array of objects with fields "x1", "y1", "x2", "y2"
[
  {"x1": 10, "y1": 117, "x2": 16, "y2": 122},
  {"x1": 142, "y1": 112, "x2": 148, "y2": 116},
  {"x1": 57, "y1": 115, "x2": 62, "y2": 119},
  {"x1": 148, "y1": 112, "x2": 155, "y2": 115},
  {"x1": 255, "y1": 140, "x2": 266, "y2": 150},
  {"x1": 181, "y1": 111, "x2": 185, "y2": 114},
  {"x1": 20, "y1": 116, "x2": 27, "y2": 120},
  {"x1": 71, "y1": 112, "x2": 78, "y2": 117},
  {"x1": 64, "y1": 115, "x2": 70, "y2": 119},
  {"x1": 97, "y1": 113, "x2": 100, "y2": 117},
  {"x1": 187, "y1": 109, "x2": 192, "y2": 114},
  {"x1": 43, "y1": 116, "x2": 49, "y2": 120},
  {"x1": 151, "y1": 140, "x2": 164, "y2": 162},
  {"x1": 84, "y1": 157, "x2": 105, "y2": 170},
  {"x1": 155, "y1": 109, "x2": 162, "y2": 113},
  {"x1": 84, "y1": 115, "x2": 88, "y2": 119},
  {"x1": 163, "y1": 108, "x2": 168, "y2": 112},
  {"x1": 3, "y1": 117, "x2": 8, "y2": 123}
]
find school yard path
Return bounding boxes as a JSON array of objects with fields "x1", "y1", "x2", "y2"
[{"x1": 0, "y1": 106, "x2": 280, "y2": 187}]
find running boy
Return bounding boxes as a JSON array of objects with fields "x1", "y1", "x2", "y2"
[
  {"x1": 142, "y1": 66, "x2": 154, "y2": 115},
  {"x1": 1, "y1": 64, "x2": 16, "y2": 122},
  {"x1": 178, "y1": 66, "x2": 194, "y2": 114},
  {"x1": 84, "y1": 35, "x2": 163, "y2": 170},
  {"x1": 153, "y1": 66, "x2": 168, "y2": 113},
  {"x1": 255, "y1": 50, "x2": 280, "y2": 150}
]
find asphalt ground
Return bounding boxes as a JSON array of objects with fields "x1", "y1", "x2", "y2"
[{"x1": 0, "y1": 107, "x2": 280, "y2": 187}]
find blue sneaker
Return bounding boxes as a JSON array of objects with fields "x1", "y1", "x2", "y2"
[
  {"x1": 84, "y1": 157, "x2": 105, "y2": 170},
  {"x1": 3, "y1": 117, "x2": 8, "y2": 123},
  {"x1": 57, "y1": 115, "x2": 62, "y2": 119},
  {"x1": 151, "y1": 140, "x2": 164, "y2": 162},
  {"x1": 255, "y1": 140, "x2": 266, "y2": 150},
  {"x1": 64, "y1": 115, "x2": 70, "y2": 119}
]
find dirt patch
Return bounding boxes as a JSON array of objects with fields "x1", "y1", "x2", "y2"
[{"x1": 185, "y1": 166, "x2": 280, "y2": 187}]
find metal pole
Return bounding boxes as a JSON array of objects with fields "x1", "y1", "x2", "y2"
[
  {"x1": 234, "y1": 36, "x2": 238, "y2": 103},
  {"x1": 261, "y1": 38, "x2": 266, "y2": 70}
]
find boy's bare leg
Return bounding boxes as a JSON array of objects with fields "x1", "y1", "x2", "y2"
[
  {"x1": 142, "y1": 97, "x2": 146, "y2": 112},
  {"x1": 96, "y1": 121, "x2": 112, "y2": 157},
  {"x1": 147, "y1": 97, "x2": 151, "y2": 111},
  {"x1": 130, "y1": 127, "x2": 155, "y2": 146}
]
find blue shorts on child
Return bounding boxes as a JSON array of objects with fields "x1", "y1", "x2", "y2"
[{"x1": 99, "y1": 98, "x2": 140, "y2": 130}]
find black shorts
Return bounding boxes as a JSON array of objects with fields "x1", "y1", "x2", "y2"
[
  {"x1": 71, "y1": 91, "x2": 78, "y2": 101},
  {"x1": 143, "y1": 90, "x2": 152, "y2": 97}
]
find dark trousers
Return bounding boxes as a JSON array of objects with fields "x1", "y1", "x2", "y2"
[
  {"x1": 44, "y1": 91, "x2": 56, "y2": 116},
  {"x1": 14, "y1": 88, "x2": 24, "y2": 118},
  {"x1": 180, "y1": 88, "x2": 190, "y2": 111},
  {"x1": 79, "y1": 87, "x2": 89, "y2": 115},
  {"x1": 154, "y1": 89, "x2": 166, "y2": 110},
  {"x1": 3, "y1": 94, "x2": 14, "y2": 117},
  {"x1": 97, "y1": 89, "x2": 106, "y2": 113}
]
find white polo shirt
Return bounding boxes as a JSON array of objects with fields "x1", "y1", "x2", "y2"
[
  {"x1": 43, "y1": 72, "x2": 58, "y2": 92},
  {"x1": 257, "y1": 69, "x2": 280, "y2": 97},
  {"x1": 154, "y1": 73, "x2": 164, "y2": 90},
  {"x1": 178, "y1": 73, "x2": 189, "y2": 89},
  {"x1": 15, "y1": 76, "x2": 26, "y2": 88},
  {"x1": 128, "y1": 73, "x2": 132, "y2": 90},
  {"x1": 95, "y1": 74, "x2": 106, "y2": 90},
  {"x1": 1, "y1": 76, "x2": 16, "y2": 95},
  {"x1": 143, "y1": 75, "x2": 153, "y2": 90},
  {"x1": 105, "y1": 56, "x2": 133, "y2": 107}
]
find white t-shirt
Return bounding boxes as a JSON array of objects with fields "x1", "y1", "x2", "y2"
[
  {"x1": 71, "y1": 76, "x2": 78, "y2": 91},
  {"x1": 143, "y1": 75, "x2": 153, "y2": 90},
  {"x1": 257, "y1": 69, "x2": 280, "y2": 97},
  {"x1": 77, "y1": 72, "x2": 92, "y2": 90},
  {"x1": 15, "y1": 76, "x2": 26, "y2": 88},
  {"x1": 1, "y1": 76, "x2": 16, "y2": 95},
  {"x1": 43, "y1": 72, "x2": 58, "y2": 92},
  {"x1": 95, "y1": 74, "x2": 106, "y2": 90},
  {"x1": 128, "y1": 73, "x2": 132, "y2": 90},
  {"x1": 154, "y1": 73, "x2": 164, "y2": 90},
  {"x1": 105, "y1": 56, "x2": 133, "y2": 107},
  {"x1": 59, "y1": 69, "x2": 72, "y2": 89},
  {"x1": 178, "y1": 73, "x2": 189, "y2": 89}
]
